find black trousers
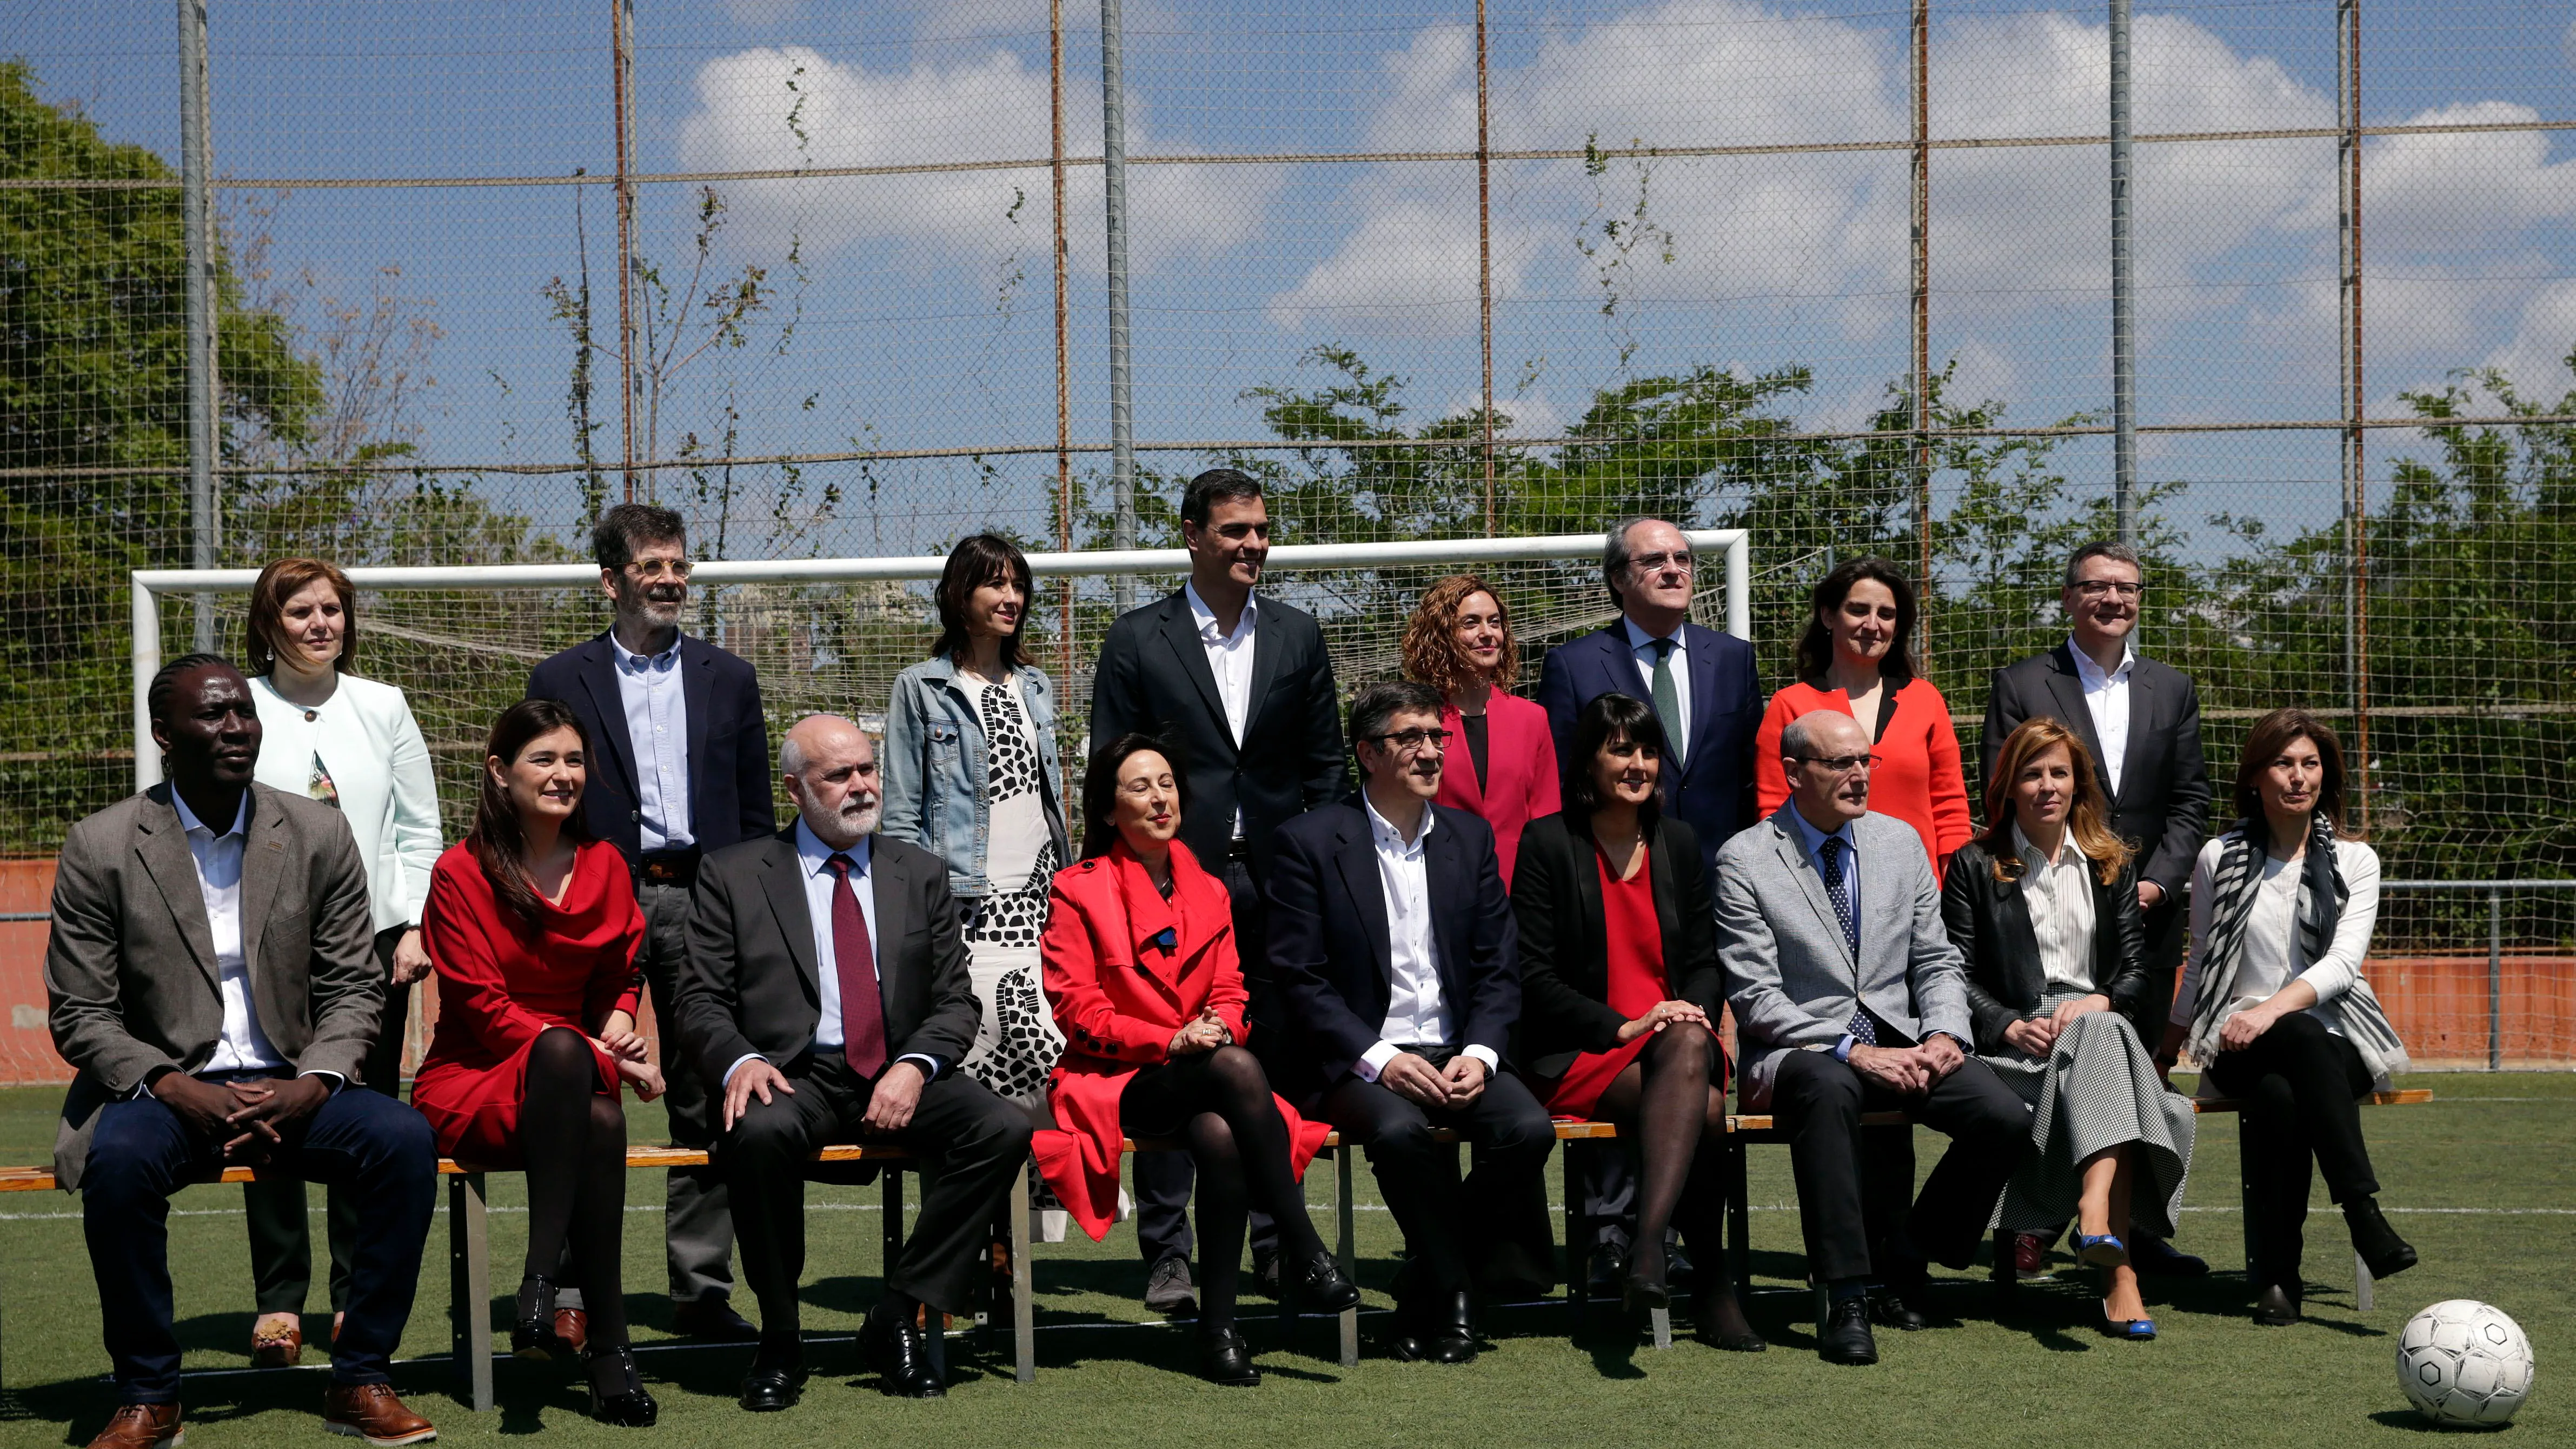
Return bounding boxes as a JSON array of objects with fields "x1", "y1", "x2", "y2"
[
  {"x1": 1770, "y1": 1048, "x2": 2030, "y2": 1284},
  {"x1": 241, "y1": 925, "x2": 408, "y2": 1314},
  {"x1": 1317, "y1": 1049, "x2": 1558, "y2": 1300},
  {"x1": 2205, "y1": 1011, "x2": 2379, "y2": 1290},
  {"x1": 722, "y1": 1049, "x2": 1031, "y2": 1327},
  {"x1": 1134, "y1": 855, "x2": 1280, "y2": 1268}
]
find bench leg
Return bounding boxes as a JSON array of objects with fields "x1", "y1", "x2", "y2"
[
  {"x1": 1336, "y1": 1144, "x2": 1358, "y2": 1368},
  {"x1": 1010, "y1": 1161, "x2": 1035, "y2": 1384},
  {"x1": 448, "y1": 1172, "x2": 493, "y2": 1412},
  {"x1": 1563, "y1": 1141, "x2": 1588, "y2": 1333},
  {"x1": 1724, "y1": 1139, "x2": 1751, "y2": 1295},
  {"x1": 880, "y1": 1168, "x2": 947, "y2": 1381},
  {"x1": 1648, "y1": 1305, "x2": 1672, "y2": 1350},
  {"x1": 2355, "y1": 1253, "x2": 2374, "y2": 1313}
]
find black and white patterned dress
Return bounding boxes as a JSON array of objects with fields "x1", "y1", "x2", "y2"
[{"x1": 958, "y1": 676, "x2": 1067, "y2": 1125}]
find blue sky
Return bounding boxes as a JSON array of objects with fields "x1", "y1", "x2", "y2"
[{"x1": 13, "y1": 0, "x2": 2576, "y2": 556}]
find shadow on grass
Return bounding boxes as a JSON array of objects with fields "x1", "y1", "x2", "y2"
[{"x1": 2366, "y1": 1408, "x2": 2509, "y2": 1433}]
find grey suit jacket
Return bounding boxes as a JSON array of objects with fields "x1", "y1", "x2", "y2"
[
  {"x1": 1716, "y1": 804, "x2": 1973, "y2": 1107},
  {"x1": 44, "y1": 782, "x2": 380, "y2": 1187}
]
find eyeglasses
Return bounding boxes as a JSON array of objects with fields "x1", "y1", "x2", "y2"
[
  {"x1": 625, "y1": 558, "x2": 694, "y2": 581},
  {"x1": 1366, "y1": 728, "x2": 1451, "y2": 754},
  {"x1": 1628, "y1": 551, "x2": 1695, "y2": 575},
  {"x1": 2071, "y1": 580, "x2": 2141, "y2": 599},
  {"x1": 1792, "y1": 753, "x2": 1882, "y2": 775}
]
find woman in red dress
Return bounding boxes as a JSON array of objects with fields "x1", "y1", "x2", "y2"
[
  {"x1": 1033, "y1": 733, "x2": 1358, "y2": 1386},
  {"x1": 413, "y1": 699, "x2": 662, "y2": 1425},
  {"x1": 1512, "y1": 693, "x2": 1761, "y2": 1351},
  {"x1": 1755, "y1": 557, "x2": 1971, "y2": 882},
  {"x1": 1402, "y1": 574, "x2": 1559, "y2": 887}
]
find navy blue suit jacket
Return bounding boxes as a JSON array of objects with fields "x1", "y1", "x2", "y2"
[
  {"x1": 1535, "y1": 620, "x2": 1761, "y2": 871},
  {"x1": 1264, "y1": 800, "x2": 1519, "y2": 1095},
  {"x1": 527, "y1": 630, "x2": 775, "y2": 861}
]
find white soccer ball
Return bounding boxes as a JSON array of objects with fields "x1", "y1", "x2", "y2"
[{"x1": 2397, "y1": 1300, "x2": 2536, "y2": 1426}]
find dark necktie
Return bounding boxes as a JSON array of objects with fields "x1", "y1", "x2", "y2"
[
  {"x1": 1648, "y1": 637, "x2": 1687, "y2": 770},
  {"x1": 825, "y1": 853, "x2": 889, "y2": 1078},
  {"x1": 1817, "y1": 836, "x2": 1875, "y2": 1047}
]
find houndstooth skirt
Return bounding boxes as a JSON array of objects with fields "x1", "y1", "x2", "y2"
[{"x1": 1981, "y1": 997, "x2": 2196, "y2": 1237}]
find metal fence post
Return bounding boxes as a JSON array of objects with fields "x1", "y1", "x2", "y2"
[
  {"x1": 1100, "y1": 0, "x2": 1137, "y2": 610},
  {"x1": 176, "y1": 0, "x2": 217, "y2": 650},
  {"x1": 2108, "y1": 0, "x2": 2136, "y2": 543},
  {"x1": 2487, "y1": 887, "x2": 2502, "y2": 1071}
]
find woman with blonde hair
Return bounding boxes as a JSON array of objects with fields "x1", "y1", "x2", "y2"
[
  {"x1": 1401, "y1": 574, "x2": 1557, "y2": 886},
  {"x1": 1942, "y1": 715, "x2": 2194, "y2": 1340}
]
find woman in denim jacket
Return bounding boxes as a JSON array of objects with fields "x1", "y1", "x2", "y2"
[{"x1": 883, "y1": 534, "x2": 1073, "y2": 1126}]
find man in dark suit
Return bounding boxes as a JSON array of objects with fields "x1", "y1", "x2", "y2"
[
  {"x1": 1980, "y1": 539, "x2": 2212, "y2": 1277},
  {"x1": 676, "y1": 713, "x2": 1032, "y2": 1408},
  {"x1": 1269, "y1": 681, "x2": 1556, "y2": 1364},
  {"x1": 527, "y1": 501, "x2": 774, "y2": 1340},
  {"x1": 47, "y1": 656, "x2": 437, "y2": 1449},
  {"x1": 1535, "y1": 515, "x2": 1763, "y2": 1285},
  {"x1": 1088, "y1": 467, "x2": 1347, "y2": 1311}
]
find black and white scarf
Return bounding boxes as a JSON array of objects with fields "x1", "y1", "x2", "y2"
[{"x1": 2186, "y1": 810, "x2": 2408, "y2": 1079}]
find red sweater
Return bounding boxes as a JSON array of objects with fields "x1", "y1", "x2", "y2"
[{"x1": 1755, "y1": 676, "x2": 1973, "y2": 883}]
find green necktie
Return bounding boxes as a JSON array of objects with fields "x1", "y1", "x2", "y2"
[{"x1": 1649, "y1": 637, "x2": 1687, "y2": 770}]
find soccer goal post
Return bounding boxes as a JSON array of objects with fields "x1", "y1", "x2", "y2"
[{"x1": 130, "y1": 529, "x2": 1749, "y2": 801}]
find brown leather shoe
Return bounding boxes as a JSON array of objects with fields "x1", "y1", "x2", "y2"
[
  {"x1": 553, "y1": 1308, "x2": 590, "y2": 1357},
  {"x1": 251, "y1": 1312, "x2": 302, "y2": 1368},
  {"x1": 321, "y1": 1384, "x2": 435, "y2": 1446},
  {"x1": 86, "y1": 1403, "x2": 183, "y2": 1449}
]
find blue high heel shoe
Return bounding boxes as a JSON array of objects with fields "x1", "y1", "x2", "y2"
[
  {"x1": 2100, "y1": 1307, "x2": 2157, "y2": 1341},
  {"x1": 2072, "y1": 1232, "x2": 2129, "y2": 1268}
]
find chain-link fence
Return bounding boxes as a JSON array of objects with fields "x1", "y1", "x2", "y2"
[{"x1": 4, "y1": 1, "x2": 2571, "y2": 1079}]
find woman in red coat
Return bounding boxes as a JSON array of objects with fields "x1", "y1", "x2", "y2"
[
  {"x1": 1403, "y1": 574, "x2": 1559, "y2": 887},
  {"x1": 1755, "y1": 557, "x2": 1973, "y2": 882},
  {"x1": 413, "y1": 699, "x2": 661, "y2": 1425},
  {"x1": 1034, "y1": 734, "x2": 1358, "y2": 1385}
]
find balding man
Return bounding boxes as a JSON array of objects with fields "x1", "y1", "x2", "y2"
[
  {"x1": 1716, "y1": 710, "x2": 2027, "y2": 1366},
  {"x1": 675, "y1": 715, "x2": 1031, "y2": 1408}
]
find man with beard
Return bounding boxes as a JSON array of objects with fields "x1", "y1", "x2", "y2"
[
  {"x1": 528, "y1": 502, "x2": 775, "y2": 1342},
  {"x1": 675, "y1": 714, "x2": 1032, "y2": 1408}
]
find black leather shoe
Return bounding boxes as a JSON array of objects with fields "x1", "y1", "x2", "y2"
[
  {"x1": 1867, "y1": 1284, "x2": 1929, "y2": 1331},
  {"x1": 2345, "y1": 1199, "x2": 2419, "y2": 1280},
  {"x1": 1389, "y1": 1291, "x2": 1477, "y2": 1364},
  {"x1": 1293, "y1": 1250, "x2": 1362, "y2": 1314},
  {"x1": 2130, "y1": 1231, "x2": 2209, "y2": 1279},
  {"x1": 1143, "y1": 1256, "x2": 1197, "y2": 1315},
  {"x1": 673, "y1": 1298, "x2": 762, "y2": 1343},
  {"x1": 584, "y1": 1344, "x2": 659, "y2": 1427},
  {"x1": 1690, "y1": 1286, "x2": 1767, "y2": 1352},
  {"x1": 1621, "y1": 1241, "x2": 1670, "y2": 1314},
  {"x1": 859, "y1": 1311, "x2": 946, "y2": 1398},
  {"x1": 1666, "y1": 1240, "x2": 1697, "y2": 1294},
  {"x1": 513, "y1": 1274, "x2": 568, "y2": 1360},
  {"x1": 1585, "y1": 1241, "x2": 1629, "y2": 1299},
  {"x1": 1198, "y1": 1326, "x2": 1261, "y2": 1386},
  {"x1": 2252, "y1": 1283, "x2": 2302, "y2": 1327},
  {"x1": 1818, "y1": 1295, "x2": 1878, "y2": 1365},
  {"x1": 737, "y1": 1361, "x2": 805, "y2": 1413},
  {"x1": 1251, "y1": 1251, "x2": 1283, "y2": 1300}
]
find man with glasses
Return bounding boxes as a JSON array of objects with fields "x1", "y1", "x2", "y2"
[
  {"x1": 527, "y1": 501, "x2": 775, "y2": 1343},
  {"x1": 1980, "y1": 539, "x2": 2212, "y2": 1277},
  {"x1": 1717, "y1": 710, "x2": 2029, "y2": 1365},
  {"x1": 1536, "y1": 516, "x2": 1762, "y2": 1288},
  {"x1": 1267, "y1": 680, "x2": 1555, "y2": 1363}
]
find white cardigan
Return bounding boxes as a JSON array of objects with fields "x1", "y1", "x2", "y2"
[
  {"x1": 249, "y1": 672, "x2": 443, "y2": 935},
  {"x1": 2174, "y1": 833, "x2": 2382, "y2": 1040}
]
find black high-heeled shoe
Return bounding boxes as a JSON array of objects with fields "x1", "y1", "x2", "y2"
[
  {"x1": 1622, "y1": 1243, "x2": 1671, "y2": 1314},
  {"x1": 2345, "y1": 1198, "x2": 2419, "y2": 1280},
  {"x1": 512, "y1": 1274, "x2": 567, "y2": 1360},
  {"x1": 586, "y1": 1344, "x2": 659, "y2": 1427}
]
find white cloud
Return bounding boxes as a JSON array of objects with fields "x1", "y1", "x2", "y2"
[{"x1": 2481, "y1": 281, "x2": 2576, "y2": 399}]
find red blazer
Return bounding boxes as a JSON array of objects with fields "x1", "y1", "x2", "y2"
[
  {"x1": 1755, "y1": 676, "x2": 1974, "y2": 883},
  {"x1": 1032, "y1": 839, "x2": 1327, "y2": 1239},
  {"x1": 1435, "y1": 692, "x2": 1560, "y2": 888}
]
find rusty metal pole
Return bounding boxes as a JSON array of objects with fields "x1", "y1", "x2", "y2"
[
  {"x1": 2339, "y1": 0, "x2": 2371, "y2": 816},
  {"x1": 1476, "y1": 0, "x2": 1496, "y2": 536},
  {"x1": 1052, "y1": 0, "x2": 1076, "y2": 700},
  {"x1": 1911, "y1": 0, "x2": 1932, "y2": 666},
  {"x1": 613, "y1": 0, "x2": 639, "y2": 504},
  {"x1": 2109, "y1": 0, "x2": 2137, "y2": 544},
  {"x1": 176, "y1": 0, "x2": 218, "y2": 649}
]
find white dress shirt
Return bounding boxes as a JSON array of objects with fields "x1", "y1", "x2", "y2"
[
  {"x1": 1622, "y1": 616, "x2": 1691, "y2": 748},
  {"x1": 2067, "y1": 636, "x2": 2136, "y2": 796},
  {"x1": 1355, "y1": 796, "x2": 1499, "y2": 1082},
  {"x1": 1185, "y1": 581, "x2": 1259, "y2": 837},
  {"x1": 612, "y1": 630, "x2": 693, "y2": 852},
  {"x1": 171, "y1": 791, "x2": 288, "y2": 1075},
  {"x1": 723, "y1": 825, "x2": 940, "y2": 1086},
  {"x1": 2013, "y1": 823, "x2": 2099, "y2": 994}
]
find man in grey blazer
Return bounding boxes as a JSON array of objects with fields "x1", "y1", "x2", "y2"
[
  {"x1": 46, "y1": 655, "x2": 437, "y2": 1449},
  {"x1": 1717, "y1": 710, "x2": 2028, "y2": 1366}
]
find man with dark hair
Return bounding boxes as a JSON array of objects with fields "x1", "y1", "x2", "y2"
[
  {"x1": 49, "y1": 656, "x2": 439, "y2": 1448},
  {"x1": 1268, "y1": 680, "x2": 1553, "y2": 1362},
  {"x1": 527, "y1": 501, "x2": 775, "y2": 1341},
  {"x1": 1088, "y1": 466, "x2": 1348, "y2": 1312},
  {"x1": 1980, "y1": 539, "x2": 2213, "y2": 1278},
  {"x1": 1535, "y1": 515, "x2": 1763, "y2": 1290}
]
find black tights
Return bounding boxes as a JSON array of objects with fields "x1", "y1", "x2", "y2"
[
  {"x1": 520, "y1": 1028, "x2": 630, "y2": 1389},
  {"x1": 1123, "y1": 1046, "x2": 1327, "y2": 1331},
  {"x1": 1593, "y1": 1028, "x2": 1743, "y2": 1312}
]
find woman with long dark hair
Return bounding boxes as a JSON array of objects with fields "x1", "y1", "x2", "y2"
[
  {"x1": 1755, "y1": 557, "x2": 1971, "y2": 881},
  {"x1": 1944, "y1": 716, "x2": 2194, "y2": 1340},
  {"x1": 411, "y1": 699, "x2": 661, "y2": 1424},
  {"x1": 2159, "y1": 709, "x2": 2415, "y2": 1326},
  {"x1": 1032, "y1": 734, "x2": 1358, "y2": 1384},
  {"x1": 1510, "y1": 694, "x2": 1762, "y2": 1351},
  {"x1": 882, "y1": 533, "x2": 1071, "y2": 1125}
]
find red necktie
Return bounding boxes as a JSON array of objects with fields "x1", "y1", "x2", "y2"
[{"x1": 825, "y1": 853, "x2": 889, "y2": 1078}]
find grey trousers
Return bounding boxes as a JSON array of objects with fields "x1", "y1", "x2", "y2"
[{"x1": 634, "y1": 876, "x2": 737, "y2": 1304}]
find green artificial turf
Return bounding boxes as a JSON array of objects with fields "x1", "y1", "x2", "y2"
[{"x1": 0, "y1": 1072, "x2": 2564, "y2": 1447}]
